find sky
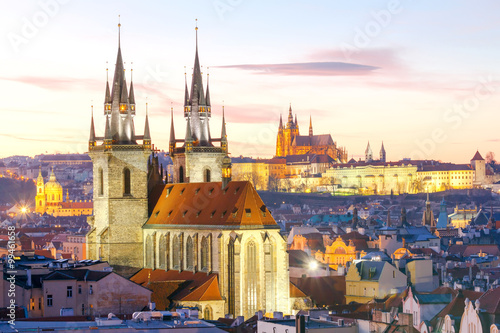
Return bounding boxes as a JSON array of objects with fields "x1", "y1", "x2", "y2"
[{"x1": 1, "y1": 1, "x2": 500, "y2": 163}]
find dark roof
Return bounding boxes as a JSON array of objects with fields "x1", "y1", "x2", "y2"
[
  {"x1": 290, "y1": 276, "x2": 346, "y2": 306},
  {"x1": 415, "y1": 293, "x2": 452, "y2": 304},
  {"x1": 471, "y1": 151, "x2": 484, "y2": 161},
  {"x1": 43, "y1": 269, "x2": 111, "y2": 282},
  {"x1": 292, "y1": 134, "x2": 334, "y2": 147},
  {"x1": 354, "y1": 261, "x2": 387, "y2": 281},
  {"x1": 478, "y1": 286, "x2": 500, "y2": 314}
]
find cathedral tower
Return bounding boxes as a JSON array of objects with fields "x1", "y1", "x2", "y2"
[
  {"x1": 86, "y1": 23, "x2": 152, "y2": 268},
  {"x1": 35, "y1": 167, "x2": 46, "y2": 214},
  {"x1": 380, "y1": 141, "x2": 386, "y2": 163},
  {"x1": 365, "y1": 141, "x2": 373, "y2": 162},
  {"x1": 169, "y1": 26, "x2": 228, "y2": 183}
]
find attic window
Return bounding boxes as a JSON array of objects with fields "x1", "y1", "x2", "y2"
[
  {"x1": 234, "y1": 187, "x2": 240, "y2": 194},
  {"x1": 166, "y1": 187, "x2": 172, "y2": 197},
  {"x1": 223, "y1": 188, "x2": 228, "y2": 194},
  {"x1": 209, "y1": 188, "x2": 214, "y2": 195},
  {"x1": 155, "y1": 211, "x2": 160, "y2": 218},
  {"x1": 221, "y1": 210, "x2": 227, "y2": 218},
  {"x1": 183, "y1": 210, "x2": 188, "y2": 217},
  {"x1": 245, "y1": 208, "x2": 251, "y2": 217},
  {"x1": 180, "y1": 188, "x2": 185, "y2": 195},
  {"x1": 211, "y1": 210, "x2": 216, "y2": 218},
  {"x1": 232, "y1": 207, "x2": 238, "y2": 218},
  {"x1": 197, "y1": 210, "x2": 202, "y2": 217},
  {"x1": 260, "y1": 205, "x2": 267, "y2": 217},
  {"x1": 168, "y1": 210, "x2": 173, "y2": 217},
  {"x1": 195, "y1": 188, "x2": 200, "y2": 195}
]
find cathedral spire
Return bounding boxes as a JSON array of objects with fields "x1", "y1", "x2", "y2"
[
  {"x1": 190, "y1": 22, "x2": 205, "y2": 106},
  {"x1": 104, "y1": 66, "x2": 111, "y2": 112},
  {"x1": 169, "y1": 106, "x2": 176, "y2": 154},
  {"x1": 143, "y1": 103, "x2": 151, "y2": 144},
  {"x1": 287, "y1": 104, "x2": 293, "y2": 128},
  {"x1": 184, "y1": 68, "x2": 189, "y2": 107},
  {"x1": 309, "y1": 115, "x2": 313, "y2": 137},
  {"x1": 365, "y1": 141, "x2": 373, "y2": 162},
  {"x1": 294, "y1": 114, "x2": 298, "y2": 127},
  {"x1": 279, "y1": 114, "x2": 283, "y2": 130},
  {"x1": 380, "y1": 141, "x2": 386, "y2": 162},
  {"x1": 205, "y1": 71, "x2": 211, "y2": 107},
  {"x1": 129, "y1": 67, "x2": 136, "y2": 110},
  {"x1": 221, "y1": 106, "x2": 228, "y2": 153},
  {"x1": 89, "y1": 105, "x2": 96, "y2": 150}
]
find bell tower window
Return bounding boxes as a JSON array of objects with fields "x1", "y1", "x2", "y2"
[{"x1": 123, "y1": 168, "x2": 131, "y2": 195}]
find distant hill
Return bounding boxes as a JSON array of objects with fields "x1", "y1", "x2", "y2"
[{"x1": 0, "y1": 178, "x2": 35, "y2": 206}]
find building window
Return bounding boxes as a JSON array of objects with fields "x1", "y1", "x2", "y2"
[
  {"x1": 145, "y1": 235, "x2": 153, "y2": 269},
  {"x1": 204, "y1": 305, "x2": 212, "y2": 320},
  {"x1": 89, "y1": 285, "x2": 93, "y2": 295},
  {"x1": 123, "y1": 168, "x2": 131, "y2": 195},
  {"x1": 247, "y1": 241, "x2": 258, "y2": 315},
  {"x1": 228, "y1": 238, "x2": 235, "y2": 316},
  {"x1": 173, "y1": 235, "x2": 180, "y2": 269},
  {"x1": 200, "y1": 236, "x2": 209, "y2": 271},
  {"x1": 67, "y1": 286, "x2": 73, "y2": 298},
  {"x1": 99, "y1": 168, "x2": 103, "y2": 195},
  {"x1": 186, "y1": 236, "x2": 194, "y2": 269},
  {"x1": 78, "y1": 285, "x2": 82, "y2": 294},
  {"x1": 30, "y1": 298, "x2": 35, "y2": 310},
  {"x1": 204, "y1": 169, "x2": 211, "y2": 182},
  {"x1": 82, "y1": 304, "x2": 85, "y2": 316},
  {"x1": 47, "y1": 295, "x2": 53, "y2": 307}
]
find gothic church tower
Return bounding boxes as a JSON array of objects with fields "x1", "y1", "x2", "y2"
[
  {"x1": 169, "y1": 26, "x2": 228, "y2": 183},
  {"x1": 86, "y1": 24, "x2": 152, "y2": 268}
]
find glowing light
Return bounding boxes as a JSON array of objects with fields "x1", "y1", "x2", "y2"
[
  {"x1": 308, "y1": 261, "x2": 318, "y2": 270},
  {"x1": 21, "y1": 207, "x2": 27, "y2": 213}
]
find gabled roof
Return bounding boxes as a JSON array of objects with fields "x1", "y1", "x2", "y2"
[
  {"x1": 290, "y1": 282, "x2": 307, "y2": 298},
  {"x1": 471, "y1": 151, "x2": 484, "y2": 161},
  {"x1": 180, "y1": 275, "x2": 222, "y2": 301},
  {"x1": 478, "y1": 286, "x2": 500, "y2": 314},
  {"x1": 145, "y1": 181, "x2": 278, "y2": 228},
  {"x1": 43, "y1": 269, "x2": 111, "y2": 282},
  {"x1": 354, "y1": 261, "x2": 387, "y2": 281}
]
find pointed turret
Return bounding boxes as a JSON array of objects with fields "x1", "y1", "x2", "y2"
[
  {"x1": 185, "y1": 116, "x2": 193, "y2": 152},
  {"x1": 309, "y1": 115, "x2": 313, "y2": 137},
  {"x1": 89, "y1": 106, "x2": 96, "y2": 151},
  {"x1": 104, "y1": 68, "x2": 111, "y2": 114},
  {"x1": 189, "y1": 26, "x2": 205, "y2": 107},
  {"x1": 183, "y1": 71, "x2": 190, "y2": 108},
  {"x1": 221, "y1": 107, "x2": 228, "y2": 153},
  {"x1": 143, "y1": 104, "x2": 151, "y2": 149},
  {"x1": 365, "y1": 141, "x2": 373, "y2": 162},
  {"x1": 294, "y1": 114, "x2": 298, "y2": 128},
  {"x1": 279, "y1": 114, "x2": 283, "y2": 130},
  {"x1": 380, "y1": 141, "x2": 386, "y2": 162},
  {"x1": 205, "y1": 73, "x2": 211, "y2": 108},
  {"x1": 287, "y1": 104, "x2": 293, "y2": 128},
  {"x1": 129, "y1": 70, "x2": 136, "y2": 114},
  {"x1": 104, "y1": 115, "x2": 112, "y2": 148},
  {"x1": 169, "y1": 107, "x2": 176, "y2": 155}
]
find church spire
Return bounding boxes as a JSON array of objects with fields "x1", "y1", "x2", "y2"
[
  {"x1": 104, "y1": 66, "x2": 111, "y2": 113},
  {"x1": 129, "y1": 67, "x2": 136, "y2": 112},
  {"x1": 380, "y1": 141, "x2": 386, "y2": 162},
  {"x1": 189, "y1": 22, "x2": 205, "y2": 106},
  {"x1": 365, "y1": 141, "x2": 373, "y2": 162},
  {"x1": 309, "y1": 115, "x2": 313, "y2": 137},
  {"x1": 89, "y1": 105, "x2": 96, "y2": 150},
  {"x1": 169, "y1": 106, "x2": 176, "y2": 154},
  {"x1": 221, "y1": 106, "x2": 227, "y2": 153},
  {"x1": 184, "y1": 68, "x2": 189, "y2": 107},
  {"x1": 279, "y1": 114, "x2": 283, "y2": 130},
  {"x1": 205, "y1": 72, "x2": 211, "y2": 107},
  {"x1": 287, "y1": 104, "x2": 293, "y2": 128},
  {"x1": 143, "y1": 103, "x2": 151, "y2": 149}
]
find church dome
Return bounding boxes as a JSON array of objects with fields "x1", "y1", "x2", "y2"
[{"x1": 45, "y1": 168, "x2": 63, "y2": 203}]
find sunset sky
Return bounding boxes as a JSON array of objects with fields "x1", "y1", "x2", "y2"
[{"x1": 2, "y1": 1, "x2": 500, "y2": 163}]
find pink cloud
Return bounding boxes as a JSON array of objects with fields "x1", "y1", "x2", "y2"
[
  {"x1": 215, "y1": 62, "x2": 378, "y2": 76},
  {"x1": 0, "y1": 76, "x2": 101, "y2": 91}
]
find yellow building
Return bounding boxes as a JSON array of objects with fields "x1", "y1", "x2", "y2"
[
  {"x1": 345, "y1": 260, "x2": 407, "y2": 303},
  {"x1": 314, "y1": 236, "x2": 366, "y2": 269},
  {"x1": 324, "y1": 161, "x2": 418, "y2": 195},
  {"x1": 323, "y1": 160, "x2": 475, "y2": 195},
  {"x1": 35, "y1": 167, "x2": 92, "y2": 216},
  {"x1": 231, "y1": 157, "x2": 270, "y2": 190}
]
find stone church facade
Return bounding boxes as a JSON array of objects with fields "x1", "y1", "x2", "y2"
[{"x1": 86, "y1": 25, "x2": 290, "y2": 319}]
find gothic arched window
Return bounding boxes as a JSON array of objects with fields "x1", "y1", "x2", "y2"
[
  {"x1": 172, "y1": 235, "x2": 180, "y2": 269},
  {"x1": 159, "y1": 235, "x2": 166, "y2": 269},
  {"x1": 200, "y1": 236, "x2": 209, "y2": 271},
  {"x1": 99, "y1": 168, "x2": 103, "y2": 195},
  {"x1": 145, "y1": 235, "x2": 153, "y2": 268},
  {"x1": 123, "y1": 168, "x2": 131, "y2": 195},
  {"x1": 227, "y1": 238, "x2": 235, "y2": 316},
  {"x1": 186, "y1": 236, "x2": 194, "y2": 269},
  {"x1": 247, "y1": 240, "x2": 258, "y2": 315},
  {"x1": 204, "y1": 169, "x2": 211, "y2": 182},
  {"x1": 204, "y1": 305, "x2": 212, "y2": 320}
]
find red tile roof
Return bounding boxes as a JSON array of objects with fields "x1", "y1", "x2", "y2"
[
  {"x1": 471, "y1": 151, "x2": 484, "y2": 161},
  {"x1": 478, "y1": 287, "x2": 500, "y2": 314},
  {"x1": 146, "y1": 181, "x2": 277, "y2": 228}
]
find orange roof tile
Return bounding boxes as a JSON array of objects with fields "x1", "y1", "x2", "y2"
[
  {"x1": 290, "y1": 282, "x2": 307, "y2": 298},
  {"x1": 146, "y1": 181, "x2": 278, "y2": 228},
  {"x1": 181, "y1": 275, "x2": 223, "y2": 301}
]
